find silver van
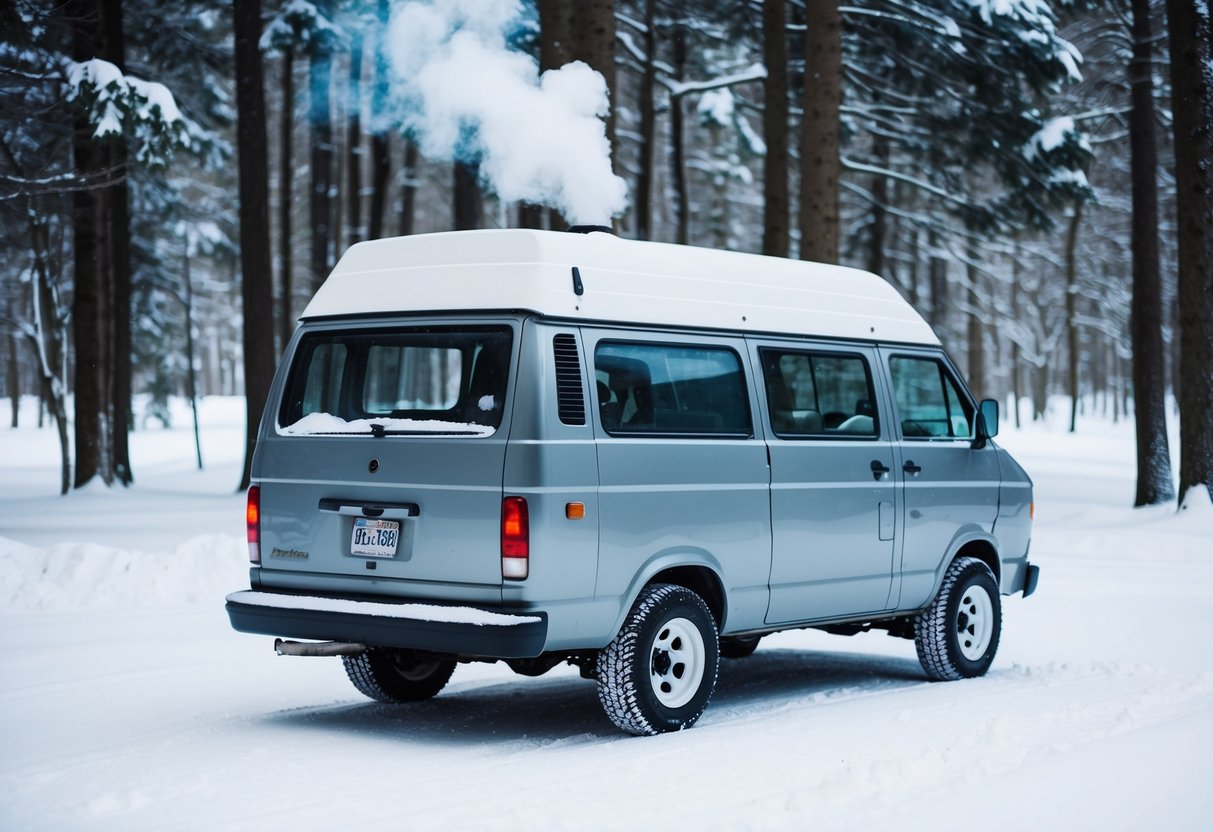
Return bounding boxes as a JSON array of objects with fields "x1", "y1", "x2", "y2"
[{"x1": 226, "y1": 228, "x2": 1039, "y2": 735}]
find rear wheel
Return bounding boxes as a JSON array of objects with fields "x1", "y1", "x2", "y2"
[
  {"x1": 596, "y1": 583, "x2": 720, "y2": 735},
  {"x1": 915, "y1": 557, "x2": 1002, "y2": 681},
  {"x1": 342, "y1": 648, "x2": 456, "y2": 703}
]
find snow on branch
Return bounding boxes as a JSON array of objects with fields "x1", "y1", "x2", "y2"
[
  {"x1": 64, "y1": 58, "x2": 199, "y2": 166},
  {"x1": 841, "y1": 156, "x2": 971, "y2": 207},
  {"x1": 260, "y1": 0, "x2": 344, "y2": 54},
  {"x1": 665, "y1": 63, "x2": 767, "y2": 99}
]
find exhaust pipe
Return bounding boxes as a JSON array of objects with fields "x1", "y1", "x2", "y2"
[{"x1": 274, "y1": 638, "x2": 367, "y2": 657}]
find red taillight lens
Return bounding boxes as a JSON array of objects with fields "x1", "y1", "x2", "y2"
[
  {"x1": 247, "y1": 485, "x2": 261, "y2": 564},
  {"x1": 501, "y1": 496, "x2": 529, "y2": 579}
]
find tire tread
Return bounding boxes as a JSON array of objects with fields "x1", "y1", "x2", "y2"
[
  {"x1": 914, "y1": 556, "x2": 1000, "y2": 681},
  {"x1": 596, "y1": 584, "x2": 719, "y2": 736}
]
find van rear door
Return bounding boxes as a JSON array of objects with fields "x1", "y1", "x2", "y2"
[{"x1": 254, "y1": 319, "x2": 518, "y2": 597}]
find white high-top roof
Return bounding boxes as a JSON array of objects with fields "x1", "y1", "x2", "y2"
[{"x1": 301, "y1": 229, "x2": 940, "y2": 346}]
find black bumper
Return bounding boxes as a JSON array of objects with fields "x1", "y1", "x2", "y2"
[{"x1": 225, "y1": 590, "x2": 548, "y2": 659}]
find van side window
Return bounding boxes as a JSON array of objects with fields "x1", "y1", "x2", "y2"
[
  {"x1": 759, "y1": 349, "x2": 878, "y2": 438},
  {"x1": 888, "y1": 356, "x2": 974, "y2": 438},
  {"x1": 594, "y1": 342, "x2": 751, "y2": 437}
]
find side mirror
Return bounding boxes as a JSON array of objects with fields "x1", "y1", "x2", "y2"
[{"x1": 973, "y1": 398, "x2": 999, "y2": 448}]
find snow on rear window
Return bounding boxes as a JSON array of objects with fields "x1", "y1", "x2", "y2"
[{"x1": 278, "y1": 412, "x2": 494, "y2": 436}]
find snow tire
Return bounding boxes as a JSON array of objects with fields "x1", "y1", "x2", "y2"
[
  {"x1": 719, "y1": 635, "x2": 762, "y2": 659},
  {"x1": 915, "y1": 557, "x2": 1002, "y2": 681},
  {"x1": 596, "y1": 583, "x2": 720, "y2": 736},
  {"x1": 342, "y1": 648, "x2": 456, "y2": 703}
]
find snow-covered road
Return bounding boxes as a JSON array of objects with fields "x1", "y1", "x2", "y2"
[{"x1": 2, "y1": 399, "x2": 1211, "y2": 830}]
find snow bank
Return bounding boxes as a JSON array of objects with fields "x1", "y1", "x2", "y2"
[{"x1": 0, "y1": 534, "x2": 247, "y2": 612}]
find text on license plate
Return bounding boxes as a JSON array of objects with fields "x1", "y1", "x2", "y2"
[{"x1": 351, "y1": 518, "x2": 400, "y2": 557}]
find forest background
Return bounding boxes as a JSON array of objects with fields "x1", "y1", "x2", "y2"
[{"x1": 1, "y1": 0, "x2": 1210, "y2": 508}]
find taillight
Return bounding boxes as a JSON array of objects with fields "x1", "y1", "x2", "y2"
[
  {"x1": 247, "y1": 485, "x2": 261, "y2": 564},
  {"x1": 501, "y1": 496, "x2": 529, "y2": 579}
]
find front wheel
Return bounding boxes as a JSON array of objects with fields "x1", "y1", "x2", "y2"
[
  {"x1": 596, "y1": 584, "x2": 720, "y2": 735},
  {"x1": 915, "y1": 557, "x2": 1002, "y2": 681},
  {"x1": 342, "y1": 648, "x2": 456, "y2": 703}
]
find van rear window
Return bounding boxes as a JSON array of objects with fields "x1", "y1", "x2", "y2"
[{"x1": 277, "y1": 326, "x2": 513, "y2": 436}]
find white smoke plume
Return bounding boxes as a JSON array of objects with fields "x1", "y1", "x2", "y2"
[{"x1": 388, "y1": 0, "x2": 628, "y2": 226}]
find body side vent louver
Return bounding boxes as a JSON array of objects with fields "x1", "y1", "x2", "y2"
[{"x1": 553, "y1": 333, "x2": 586, "y2": 426}]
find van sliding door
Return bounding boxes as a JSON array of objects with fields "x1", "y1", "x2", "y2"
[
  {"x1": 585, "y1": 329, "x2": 772, "y2": 633},
  {"x1": 754, "y1": 341, "x2": 898, "y2": 624}
]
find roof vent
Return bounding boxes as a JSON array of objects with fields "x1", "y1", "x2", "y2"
[
  {"x1": 566, "y1": 225, "x2": 613, "y2": 235},
  {"x1": 553, "y1": 334, "x2": 586, "y2": 426}
]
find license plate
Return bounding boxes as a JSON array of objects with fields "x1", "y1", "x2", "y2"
[{"x1": 350, "y1": 518, "x2": 400, "y2": 557}]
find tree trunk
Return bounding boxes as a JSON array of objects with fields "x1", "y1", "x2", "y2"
[
  {"x1": 309, "y1": 3, "x2": 334, "y2": 290},
  {"x1": 7, "y1": 327, "x2": 18, "y2": 428},
  {"x1": 1065, "y1": 203, "x2": 1082, "y2": 433},
  {"x1": 279, "y1": 46, "x2": 294, "y2": 354},
  {"x1": 635, "y1": 0, "x2": 657, "y2": 240},
  {"x1": 1011, "y1": 253, "x2": 1022, "y2": 429},
  {"x1": 762, "y1": 0, "x2": 790, "y2": 257},
  {"x1": 29, "y1": 216, "x2": 70, "y2": 493},
  {"x1": 670, "y1": 26, "x2": 689, "y2": 245},
  {"x1": 183, "y1": 243, "x2": 202, "y2": 470},
  {"x1": 965, "y1": 251, "x2": 984, "y2": 399},
  {"x1": 799, "y1": 0, "x2": 841, "y2": 264},
  {"x1": 368, "y1": 0, "x2": 391, "y2": 241},
  {"x1": 69, "y1": 0, "x2": 105, "y2": 490},
  {"x1": 453, "y1": 160, "x2": 482, "y2": 230},
  {"x1": 346, "y1": 33, "x2": 363, "y2": 248},
  {"x1": 906, "y1": 226, "x2": 920, "y2": 308},
  {"x1": 538, "y1": 0, "x2": 571, "y2": 231},
  {"x1": 1166, "y1": 0, "x2": 1213, "y2": 507},
  {"x1": 927, "y1": 233, "x2": 947, "y2": 331},
  {"x1": 399, "y1": 139, "x2": 418, "y2": 236},
  {"x1": 101, "y1": 0, "x2": 131, "y2": 486},
  {"x1": 517, "y1": 203, "x2": 544, "y2": 228},
  {"x1": 233, "y1": 0, "x2": 279, "y2": 492},
  {"x1": 569, "y1": 0, "x2": 617, "y2": 173},
  {"x1": 1032, "y1": 359, "x2": 1049, "y2": 422},
  {"x1": 867, "y1": 135, "x2": 889, "y2": 276},
  {"x1": 1128, "y1": 0, "x2": 1176, "y2": 504}
]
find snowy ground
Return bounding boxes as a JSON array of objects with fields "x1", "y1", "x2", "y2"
[{"x1": 1, "y1": 396, "x2": 1211, "y2": 831}]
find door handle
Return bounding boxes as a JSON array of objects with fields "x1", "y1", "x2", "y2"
[
  {"x1": 903, "y1": 460, "x2": 923, "y2": 476},
  {"x1": 870, "y1": 460, "x2": 890, "y2": 480}
]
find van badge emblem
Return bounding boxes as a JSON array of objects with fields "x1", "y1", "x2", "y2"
[
  {"x1": 270, "y1": 548, "x2": 309, "y2": 560},
  {"x1": 368, "y1": 458, "x2": 380, "y2": 473}
]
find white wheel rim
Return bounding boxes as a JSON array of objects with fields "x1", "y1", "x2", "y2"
[
  {"x1": 649, "y1": 617, "x2": 706, "y2": 709},
  {"x1": 956, "y1": 584, "x2": 994, "y2": 661}
]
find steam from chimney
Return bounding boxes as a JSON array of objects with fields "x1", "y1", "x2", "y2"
[{"x1": 388, "y1": 0, "x2": 629, "y2": 226}]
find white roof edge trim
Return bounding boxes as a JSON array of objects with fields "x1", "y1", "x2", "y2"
[{"x1": 301, "y1": 230, "x2": 941, "y2": 346}]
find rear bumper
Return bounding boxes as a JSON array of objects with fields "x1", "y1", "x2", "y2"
[{"x1": 225, "y1": 590, "x2": 548, "y2": 658}]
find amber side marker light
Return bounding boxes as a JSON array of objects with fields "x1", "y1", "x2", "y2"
[
  {"x1": 565, "y1": 502, "x2": 586, "y2": 520},
  {"x1": 1030, "y1": 501, "x2": 1036, "y2": 522}
]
